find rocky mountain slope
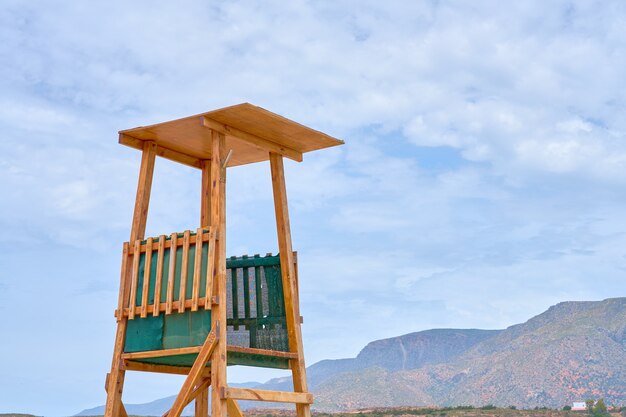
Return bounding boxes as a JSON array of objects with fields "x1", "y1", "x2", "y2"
[
  {"x1": 261, "y1": 329, "x2": 499, "y2": 392},
  {"x1": 310, "y1": 298, "x2": 626, "y2": 410}
]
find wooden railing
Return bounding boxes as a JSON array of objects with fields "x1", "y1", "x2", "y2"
[{"x1": 116, "y1": 227, "x2": 217, "y2": 320}]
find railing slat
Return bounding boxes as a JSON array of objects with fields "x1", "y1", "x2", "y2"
[
  {"x1": 166, "y1": 232, "x2": 177, "y2": 315},
  {"x1": 243, "y1": 264, "x2": 251, "y2": 319},
  {"x1": 140, "y1": 237, "x2": 153, "y2": 318},
  {"x1": 128, "y1": 239, "x2": 141, "y2": 320},
  {"x1": 204, "y1": 228, "x2": 216, "y2": 310},
  {"x1": 254, "y1": 261, "x2": 263, "y2": 318},
  {"x1": 191, "y1": 228, "x2": 204, "y2": 311},
  {"x1": 178, "y1": 230, "x2": 191, "y2": 313},
  {"x1": 153, "y1": 235, "x2": 166, "y2": 317},
  {"x1": 231, "y1": 261, "x2": 239, "y2": 328},
  {"x1": 116, "y1": 242, "x2": 130, "y2": 321}
]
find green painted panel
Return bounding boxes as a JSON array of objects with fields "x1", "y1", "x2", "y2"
[
  {"x1": 124, "y1": 314, "x2": 163, "y2": 352},
  {"x1": 163, "y1": 310, "x2": 212, "y2": 349},
  {"x1": 227, "y1": 351, "x2": 290, "y2": 369},
  {"x1": 134, "y1": 353, "x2": 203, "y2": 367},
  {"x1": 132, "y1": 351, "x2": 289, "y2": 369}
]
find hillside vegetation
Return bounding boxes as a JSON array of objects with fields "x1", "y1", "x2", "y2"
[{"x1": 260, "y1": 298, "x2": 626, "y2": 410}]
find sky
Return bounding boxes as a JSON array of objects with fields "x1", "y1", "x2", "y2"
[{"x1": 1, "y1": 0, "x2": 626, "y2": 415}]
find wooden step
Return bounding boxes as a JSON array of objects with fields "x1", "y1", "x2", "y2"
[{"x1": 221, "y1": 387, "x2": 313, "y2": 404}]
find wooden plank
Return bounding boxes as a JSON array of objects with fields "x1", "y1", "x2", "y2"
[
  {"x1": 179, "y1": 230, "x2": 191, "y2": 313},
  {"x1": 128, "y1": 239, "x2": 141, "y2": 320},
  {"x1": 122, "y1": 297, "x2": 212, "y2": 317},
  {"x1": 254, "y1": 263, "x2": 263, "y2": 318},
  {"x1": 120, "y1": 134, "x2": 203, "y2": 169},
  {"x1": 210, "y1": 129, "x2": 228, "y2": 417},
  {"x1": 166, "y1": 232, "x2": 177, "y2": 315},
  {"x1": 270, "y1": 152, "x2": 311, "y2": 417},
  {"x1": 105, "y1": 140, "x2": 157, "y2": 417},
  {"x1": 192, "y1": 228, "x2": 203, "y2": 311},
  {"x1": 153, "y1": 235, "x2": 166, "y2": 317},
  {"x1": 221, "y1": 387, "x2": 313, "y2": 404},
  {"x1": 242, "y1": 265, "x2": 251, "y2": 319},
  {"x1": 103, "y1": 376, "x2": 130, "y2": 417},
  {"x1": 200, "y1": 159, "x2": 211, "y2": 227},
  {"x1": 123, "y1": 346, "x2": 202, "y2": 360},
  {"x1": 116, "y1": 242, "x2": 130, "y2": 321},
  {"x1": 195, "y1": 385, "x2": 209, "y2": 417},
  {"x1": 226, "y1": 399, "x2": 244, "y2": 417},
  {"x1": 140, "y1": 237, "x2": 153, "y2": 318},
  {"x1": 204, "y1": 229, "x2": 216, "y2": 310},
  {"x1": 169, "y1": 326, "x2": 219, "y2": 417},
  {"x1": 121, "y1": 344, "x2": 296, "y2": 361},
  {"x1": 231, "y1": 266, "x2": 239, "y2": 324},
  {"x1": 293, "y1": 251, "x2": 300, "y2": 310},
  {"x1": 130, "y1": 141, "x2": 157, "y2": 242},
  {"x1": 203, "y1": 117, "x2": 303, "y2": 162},
  {"x1": 226, "y1": 345, "x2": 298, "y2": 359},
  {"x1": 124, "y1": 360, "x2": 211, "y2": 377},
  {"x1": 127, "y1": 232, "x2": 212, "y2": 254}
]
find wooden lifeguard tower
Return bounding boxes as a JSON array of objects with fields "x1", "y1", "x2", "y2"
[{"x1": 104, "y1": 103, "x2": 343, "y2": 417}]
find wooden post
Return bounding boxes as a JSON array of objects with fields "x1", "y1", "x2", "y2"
[
  {"x1": 195, "y1": 388, "x2": 209, "y2": 417},
  {"x1": 210, "y1": 130, "x2": 228, "y2": 417},
  {"x1": 196, "y1": 156, "x2": 212, "y2": 415},
  {"x1": 269, "y1": 152, "x2": 311, "y2": 417},
  {"x1": 105, "y1": 140, "x2": 157, "y2": 417},
  {"x1": 200, "y1": 159, "x2": 211, "y2": 227}
]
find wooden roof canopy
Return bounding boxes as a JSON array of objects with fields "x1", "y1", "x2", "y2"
[{"x1": 119, "y1": 102, "x2": 344, "y2": 168}]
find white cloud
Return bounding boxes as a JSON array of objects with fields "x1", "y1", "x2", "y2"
[{"x1": 1, "y1": 0, "x2": 626, "y2": 414}]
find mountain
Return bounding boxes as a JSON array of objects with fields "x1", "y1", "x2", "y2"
[
  {"x1": 77, "y1": 298, "x2": 626, "y2": 414},
  {"x1": 309, "y1": 298, "x2": 626, "y2": 410},
  {"x1": 77, "y1": 395, "x2": 196, "y2": 417},
  {"x1": 259, "y1": 329, "x2": 499, "y2": 392}
]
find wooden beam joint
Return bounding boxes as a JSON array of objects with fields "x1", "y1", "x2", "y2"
[
  {"x1": 119, "y1": 133, "x2": 203, "y2": 169},
  {"x1": 202, "y1": 117, "x2": 303, "y2": 162}
]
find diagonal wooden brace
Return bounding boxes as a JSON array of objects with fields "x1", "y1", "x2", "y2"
[
  {"x1": 162, "y1": 377, "x2": 211, "y2": 417},
  {"x1": 226, "y1": 398, "x2": 245, "y2": 417},
  {"x1": 166, "y1": 322, "x2": 219, "y2": 417}
]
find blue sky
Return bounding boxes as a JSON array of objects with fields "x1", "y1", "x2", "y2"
[{"x1": 1, "y1": 1, "x2": 626, "y2": 415}]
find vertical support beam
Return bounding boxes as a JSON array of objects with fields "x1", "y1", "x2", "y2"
[
  {"x1": 105, "y1": 140, "x2": 157, "y2": 417},
  {"x1": 195, "y1": 387, "x2": 209, "y2": 417},
  {"x1": 210, "y1": 130, "x2": 228, "y2": 417},
  {"x1": 200, "y1": 159, "x2": 212, "y2": 227},
  {"x1": 196, "y1": 159, "x2": 212, "y2": 417},
  {"x1": 269, "y1": 152, "x2": 311, "y2": 417},
  {"x1": 130, "y1": 141, "x2": 157, "y2": 242}
]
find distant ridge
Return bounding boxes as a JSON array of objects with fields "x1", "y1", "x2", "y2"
[
  {"x1": 309, "y1": 298, "x2": 626, "y2": 410},
  {"x1": 75, "y1": 382, "x2": 260, "y2": 416}
]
